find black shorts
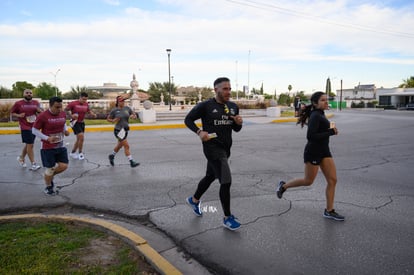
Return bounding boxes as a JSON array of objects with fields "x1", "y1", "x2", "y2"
[
  {"x1": 114, "y1": 128, "x2": 129, "y2": 141},
  {"x1": 41, "y1": 147, "x2": 69, "y2": 168},
  {"x1": 206, "y1": 157, "x2": 232, "y2": 184},
  {"x1": 21, "y1": 130, "x2": 36, "y2": 144},
  {"x1": 72, "y1": 122, "x2": 85, "y2": 135},
  {"x1": 304, "y1": 151, "x2": 332, "y2": 165}
]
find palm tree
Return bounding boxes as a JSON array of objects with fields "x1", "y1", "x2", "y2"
[
  {"x1": 62, "y1": 86, "x2": 102, "y2": 99},
  {"x1": 62, "y1": 85, "x2": 88, "y2": 99},
  {"x1": 399, "y1": 76, "x2": 414, "y2": 88}
]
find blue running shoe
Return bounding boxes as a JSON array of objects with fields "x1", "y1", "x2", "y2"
[
  {"x1": 223, "y1": 215, "x2": 241, "y2": 231},
  {"x1": 276, "y1": 181, "x2": 286, "y2": 199},
  {"x1": 186, "y1": 196, "x2": 202, "y2": 216}
]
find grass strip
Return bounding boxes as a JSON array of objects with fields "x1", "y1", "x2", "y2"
[{"x1": 0, "y1": 220, "x2": 157, "y2": 274}]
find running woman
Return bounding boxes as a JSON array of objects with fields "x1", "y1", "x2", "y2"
[
  {"x1": 32, "y1": 97, "x2": 70, "y2": 195},
  {"x1": 65, "y1": 92, "x2": 96, "y2": 160},
  {"x1": 11, "y1": 89, "x2": 43, "y2": 170},
  {"x1": 184, "y1": 77, "x2": 243, "y2": 231},
  {"x1": 276, "y1": 91, "x2": 345, "y2": 221},
  {"x1": 107, "y1": 95, "x2": 139, "y2": 168}
]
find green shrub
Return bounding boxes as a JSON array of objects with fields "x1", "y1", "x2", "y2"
[
  {"x1": 377, "y1": 105, "x2": 396, "y2": 110},
  {"x1": 351, "y1": 101, "x2": 365, "y2": 108}
]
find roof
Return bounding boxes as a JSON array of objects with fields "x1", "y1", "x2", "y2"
[{"x1": 377, "y1": 88, "x2": 414, "y2": 96}]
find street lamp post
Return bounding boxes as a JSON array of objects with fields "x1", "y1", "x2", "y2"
[
  {"x1": 166, "y1": 49, "x2": 172, "y2": 111},
  {"x1": 50, "y1": 69, "x2": 61, "y2": 97}
]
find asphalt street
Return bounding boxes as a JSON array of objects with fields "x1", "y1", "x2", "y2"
[{"x1": 1, "y1": 110, "x2": 413, "y2": 274}]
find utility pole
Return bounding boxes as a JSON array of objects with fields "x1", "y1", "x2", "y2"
[
  {"x1": 247, "y1": 50, "x2": 250, "y2": 99},
  {"x1": 50, "y1": 68, "x2": 60, "y2": 97},
  {"x1": 340, "y1": 79, "x2": 343, "y2": 111},
  {"x1": 166, "y1": 49, "x2": 172, "y2": 111}
]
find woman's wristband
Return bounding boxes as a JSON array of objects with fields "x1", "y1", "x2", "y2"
[{"x1": 196, "y1": 129, "x2": 202, "y2": 135}]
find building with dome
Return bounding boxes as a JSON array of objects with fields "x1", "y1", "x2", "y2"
[
  {"x1": 87, "y1": 82, "x2": 131, "y2": 99},
  {"x1": 87, "y1": 74, "x2": 149, "y2": 101}
]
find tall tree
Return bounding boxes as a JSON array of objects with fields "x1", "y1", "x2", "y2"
[
  {"x1": 295, "y1": 91, "x2": 307, "y2": 102},
  {"x1": 325, "y1": 78, "x2": 332, "y2": 95},
  {"x1": 399, "y1": 76, "x2": 414, "y2": 88},
  {"x1": 0, "y1": 86, "x2": 12, "y2": 98},
  {"x1": 185, "y1": 87, "x2": 215, "y2": 103},
  {"x1": 147, "y1": 82, "x2": 164, "y2": 102},
  {"x1": 278, "y1": 93, "x2": 292, "y2": 106},
  {"x1": 34, "y1": 82, "x2": 58, "y2": 100},
  {"x1": 147, "y1": 81, "x2": 176, "y2": 102},
  {"x1": 12, "y1": 81, "x2": 35, "y2": 98},
  {"x1": 62, "y1": 85, "x2": 102, "y2": 99},
  {"x1": 199, "y1": 87, "x2": 215, "y2": 99}
]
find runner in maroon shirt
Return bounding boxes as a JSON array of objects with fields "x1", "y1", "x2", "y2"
[
  {"x1": 65, "y1": 92, "x2": 96, "y2": 160},
  {"x1": 10, "y1": 89, "x2": 43, "y2": 170},
  {"x1": 32, "y1": 97, "x2": 70, "y2": 195}
]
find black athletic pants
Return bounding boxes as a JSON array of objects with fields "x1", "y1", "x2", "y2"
[{"x1": 194, "y1": 157, "x2": 232, "y2": 217}]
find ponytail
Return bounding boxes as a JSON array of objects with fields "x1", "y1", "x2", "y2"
[
  {"x1": 297, "y1": 104, "x2": 312, "y2": 128},
  {"x1": 296, "y1": 91, "x2": 325, "y2": 128}
]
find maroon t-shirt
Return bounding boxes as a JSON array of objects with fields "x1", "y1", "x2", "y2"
[
  {"x1": 10, "y1": 99, "x2": 40, "y2": 130},
  {"x1": 33, "y1": 110, "x2": 67, "y2": 149},
  {"x1": 65, "y1": 100, "x2": 90, "y2": 122}
]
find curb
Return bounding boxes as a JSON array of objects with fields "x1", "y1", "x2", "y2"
[
  {"x1": 0, "y1": 123, "x2": 201, "y2": 135},
  {"x1": 0, "y1": 115, "x2": 334, "y2": 135},
  {"x1": 0, "y1": 213, "x2": 182, "y2": 275}
]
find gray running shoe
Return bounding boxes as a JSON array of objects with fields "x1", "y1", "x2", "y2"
[
  {"x1": 323, "y1": 209, "x2": 345, "y2": 221},
  {"x1": 276, "y1": 181, "x2": 286, "y2": 199},
  {"x1": 130, "y1": 160, "x2": 140, "y2": 167},
  {"x1": 44, "y1": 186, "x2": 55, "y2": 196},
  {"x1": 108, "y1": 154, "x2": 115, "y2": 166}
]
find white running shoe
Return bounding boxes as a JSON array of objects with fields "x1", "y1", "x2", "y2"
[
  {"x1": 30, "y1": 163, "x2": 41, "y2": 171},
  {"x1": 69, "y1": 152, "x2": 79, "y2": 159},
  {"x1": 17, "y1": 156, "x2": 27, "y2": 167},
  {"x1": 78, "y1": 153, "x2": 85, "y2": 160}
]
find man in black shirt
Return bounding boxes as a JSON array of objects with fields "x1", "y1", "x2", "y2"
[{"x1": 184, "y1": 77, "x2": 243, "y2": 231}]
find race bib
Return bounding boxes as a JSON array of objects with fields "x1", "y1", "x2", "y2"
[
  {"x1": 26, "y1": 115, "x2": 36, "y2": 123},
  {"x1": 117, "y1": 128, "x2": 126, "y2": 140},
  {"x1": 50, "y1": 132, "x2": 64, "y2": 143}
]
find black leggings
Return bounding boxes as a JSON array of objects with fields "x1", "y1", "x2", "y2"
[{"x1": 194, "y1": 158, "x2": 232, "y2": 217}]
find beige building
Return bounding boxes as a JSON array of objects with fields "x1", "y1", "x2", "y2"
[
  {"x1": 87, "y1": 82, "x2": 131, "y2": 99},
  {"x1": 87, "y1": 76, "x2": 149, "y2": 102}
]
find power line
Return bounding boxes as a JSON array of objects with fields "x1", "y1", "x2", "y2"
[{"x1": 224, "y1": 0, "x2": 414, "y2": 39}]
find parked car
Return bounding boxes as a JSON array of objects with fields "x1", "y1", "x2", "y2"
[{"x1": 406, "y1": 102, "x2": 414, "y2": 110}]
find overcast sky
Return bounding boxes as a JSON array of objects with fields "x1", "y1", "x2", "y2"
[{"x1": 1, "y1": 0, "x2": 413, "y2": 95}]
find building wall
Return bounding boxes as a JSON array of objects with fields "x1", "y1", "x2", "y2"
[{"x1": 376, "y1": 88, "x2": 414, "y2": 107}]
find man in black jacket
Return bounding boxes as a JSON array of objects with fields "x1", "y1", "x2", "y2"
[{"x1": 184, "y1": 77, "x2": 243, "y2": 231}]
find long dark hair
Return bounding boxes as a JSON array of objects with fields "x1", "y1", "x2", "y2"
[
  {"x1": 115, "y1": 96, "x2": 121, "y2": 107},
  {"x1": 297, "y1": 91, "x2": 325, "y2": 128}
]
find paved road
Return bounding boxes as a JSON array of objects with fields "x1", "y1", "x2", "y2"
[{"x1": 1, "y1": 110, "x2": 413, "y2": 274}]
